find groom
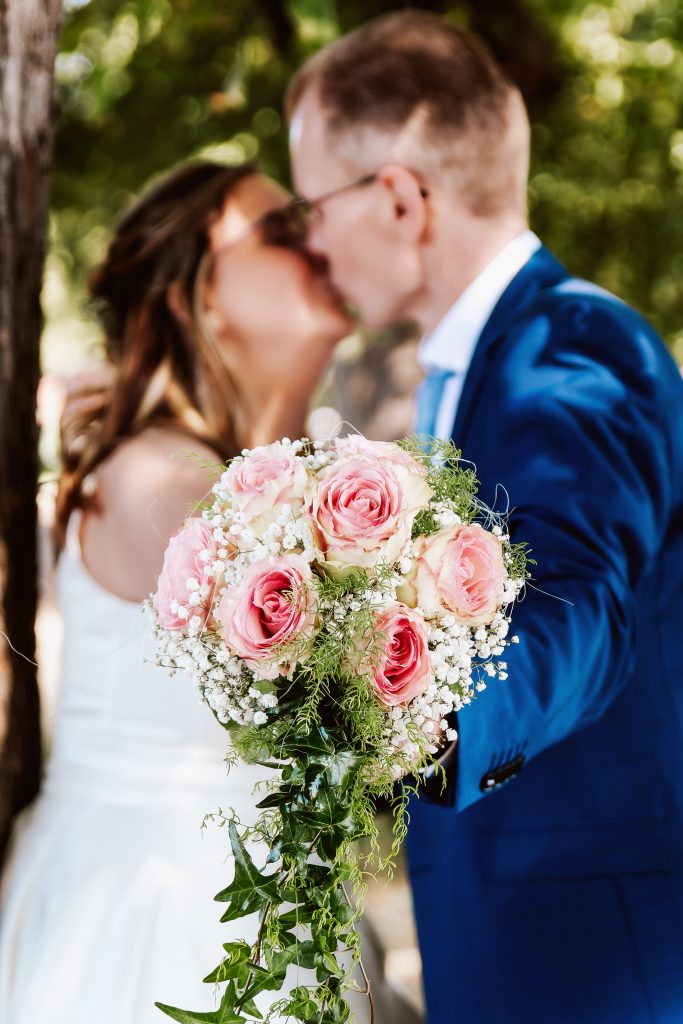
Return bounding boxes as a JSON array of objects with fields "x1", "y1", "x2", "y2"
[{"x1": 287, "y1": 11, "x2": 683, "y2": 1023}]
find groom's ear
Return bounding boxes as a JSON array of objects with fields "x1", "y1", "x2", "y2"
[{"x1": 377, "y1": 164, "x2": 428, "y2": 243}]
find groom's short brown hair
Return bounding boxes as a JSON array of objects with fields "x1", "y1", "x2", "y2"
[{"x1": 287, "y1": 10, "x2": 529, "y2": 217}]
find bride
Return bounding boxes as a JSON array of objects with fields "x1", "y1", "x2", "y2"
[{"x1": 0, "y1": 160, "x2": 376, "y2": 1023}]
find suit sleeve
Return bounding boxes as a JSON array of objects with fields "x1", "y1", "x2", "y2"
[{"x1": 447, "y1": 298, "x2": 672, "y2": 811}]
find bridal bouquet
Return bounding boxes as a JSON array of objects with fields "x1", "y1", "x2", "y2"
[{"x1": 151, "y1": 435, "x2": 529, "y2": 1024}]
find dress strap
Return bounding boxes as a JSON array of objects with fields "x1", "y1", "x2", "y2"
[{"x1": 64, "y1": 508, "x2": 84, "y2": 562}]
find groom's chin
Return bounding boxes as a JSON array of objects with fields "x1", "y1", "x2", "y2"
[
  {"x1": 350, "y1": 301, "x2": 400, "y2": 332},
  {"x1": 361, "y1": 309, "x2": 415, "y2": 334},
  {"x1": 349, "y1": 291, "x2": 416, "y2": 333}
]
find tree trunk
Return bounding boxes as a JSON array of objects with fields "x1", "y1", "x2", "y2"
[{"x1": 0, "y1": 0, "x2": 62, "y2": 864}]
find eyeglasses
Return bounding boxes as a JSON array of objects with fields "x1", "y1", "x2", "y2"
[
  {"x1": 254, "y1": 173, "x2": 379, "y2": 248},
  {"x1": 213, "y1": 170, "x2": 429, "y2": 254}
]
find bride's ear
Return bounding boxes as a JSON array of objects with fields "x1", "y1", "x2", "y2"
[{"x1": 166, "y1": 281, "x2": 191, "y2": 326}]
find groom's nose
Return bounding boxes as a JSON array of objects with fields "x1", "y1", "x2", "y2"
[{"x1": 304, "y1": 218, "x2": 327, "y2": 261}]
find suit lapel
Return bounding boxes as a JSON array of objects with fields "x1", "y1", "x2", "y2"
[{"x1": 452, "y1": 246, "x2": 569, "y2": 443}]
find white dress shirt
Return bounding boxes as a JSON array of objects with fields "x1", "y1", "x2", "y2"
[{"x1": 417, "y1": 230, "x2": 541, "y2": 440}]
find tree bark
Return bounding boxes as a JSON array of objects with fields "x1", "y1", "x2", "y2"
[
  {"x1": 259, "y1": 0, "x2": 295, "y2": 55},
  {"x1": 0, "y1": 0, "x2": 62, "y2": 864}
]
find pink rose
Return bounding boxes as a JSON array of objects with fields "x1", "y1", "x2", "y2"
[
  {"x1": 399, "y1": 523, "x2": 507, "y2": 625},
  {"x1": 218, "y1": 555, "x2": 316, "y2": 677},
  {"x1": 154, "y1": 518, "x2": 216, "y2": 632},
  {"x1": 310, "y1": 455, "x2": 432, "y2": 574},
  {"x1": 223, "y1": 443, "x2": 310, "y2": 519},
  {"x1": 371, "y1": 604, "x2": 431, "y2": 706},
  {"x1": 334, "y1": 436, "x2": 427, "y2": 476}
]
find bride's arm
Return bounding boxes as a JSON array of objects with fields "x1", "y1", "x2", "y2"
[{"x1": 79, "y1": 427, "x2": 222, "y2": 603}]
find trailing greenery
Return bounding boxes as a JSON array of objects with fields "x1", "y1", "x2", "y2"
[{"x1": 157, "y1": 723, "x2": 385, "y2": 1024}]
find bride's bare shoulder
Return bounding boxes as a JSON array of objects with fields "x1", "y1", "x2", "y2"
[
  {"x1": 79, "y1": 428, "x2": 224, "y2": 602},
  {"x1": 95, "y1": 427, "x2": 222, "y2": 524}
]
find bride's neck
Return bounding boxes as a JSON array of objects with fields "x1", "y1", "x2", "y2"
[{"x1": 240, "y1": 385, "x2": 310, "y2": 449}]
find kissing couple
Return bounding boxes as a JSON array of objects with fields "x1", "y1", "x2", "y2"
[{"x1": 2, "y1": 11, "x2": 682, "y2": 1024}]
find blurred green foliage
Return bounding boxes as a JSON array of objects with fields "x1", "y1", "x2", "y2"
[{"x1": 48, "y1": 0, "x2": 683, "y2": 366}]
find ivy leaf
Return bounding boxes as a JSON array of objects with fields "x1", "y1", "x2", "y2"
[
  {"x1": 278, "y1": 904, "x2": 317, "y2": 930},
  {"x1": 315, "y1": 950, "x2": 344, "y2": 980},
  {"x1": 293, "y1": 787, "x2": 359, "y2": 860},
  {"x1": 294, "y1": 788, "x2": 338, "y2": 829},
  {"x1": 214, "y1": 820, "x2": 280, "y2": 922},
  {"x1": 202, "y1": 942, "x2": 251, "y2": 984},
  {"x1": 280, "y1": 987, "x2": 319, "y2": 1022},
  {"x1": 154, "y1": 1004, "x2": 214, "y2": 1023},
  {"x1": 217, "y1": 983, "x2": 248, "y2": 1022},
  {"x1": 154, "y1": 1002, "x2": 245, "y2": 1024},
  {"x1": 255, "y1": 790, "x2": 291, "y2": 810},
  {"x1": 277, "y1": 809, "x2": 311, "y2": 873},
  {"x1": 320, "y1": 995, "x2": 351, "y2": 1024},
  {"x1": 327, "y1": 886, "x2": 355, "y2": 927},
  {"x1": 317, "y1": 826, "x2": 355, "y2": 862},
  {"x1": 265, "y1": 840, "x2": 282, "y2": 864},
  {"x1": 238, "y1": 997, "x2": 263, "y2": 1019},
  {"x1": 303, "y1": 763, "x2": 327, "y2": 798},
  {"x1": 239, "y1": 948, "x2": 296, "y2": 1004},
  {"x1": 289, "y1": 939, "x2": 317, "y2": 969},
  {"x1": 322, "y1": 750, "x2": 358, "y2": 790},
  {"x1": 155, "y1": 980, "x2": 249, "y2": 1024},
  {"x1": 283, "y1": 726, "x2": 335, "y2": 759}
]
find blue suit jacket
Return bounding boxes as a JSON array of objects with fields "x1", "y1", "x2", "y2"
[{"x1": 405, "y1": 246, "x2": 683, "y2": 1023}]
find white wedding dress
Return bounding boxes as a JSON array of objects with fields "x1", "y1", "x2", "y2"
[{"x1": 0, "y1": 515, "x2": 374, "y2": 1023}]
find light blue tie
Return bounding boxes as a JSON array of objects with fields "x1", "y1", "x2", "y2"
[{"x1": 415, "y1": 366, "x2": 455, "y2": 441}]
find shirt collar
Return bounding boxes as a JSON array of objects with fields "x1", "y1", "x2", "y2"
[{"x1": 419, "y1": 230, "x2": 542, "y2": 373}]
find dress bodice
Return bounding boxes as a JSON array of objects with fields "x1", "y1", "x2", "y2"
[{"x1": 45, "y1": 514, "x2": 255, "y2": 804}]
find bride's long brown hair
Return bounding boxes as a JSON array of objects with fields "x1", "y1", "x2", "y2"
[{"x1": 55, "y1": 160, "x2": 257, "y2": 547}]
